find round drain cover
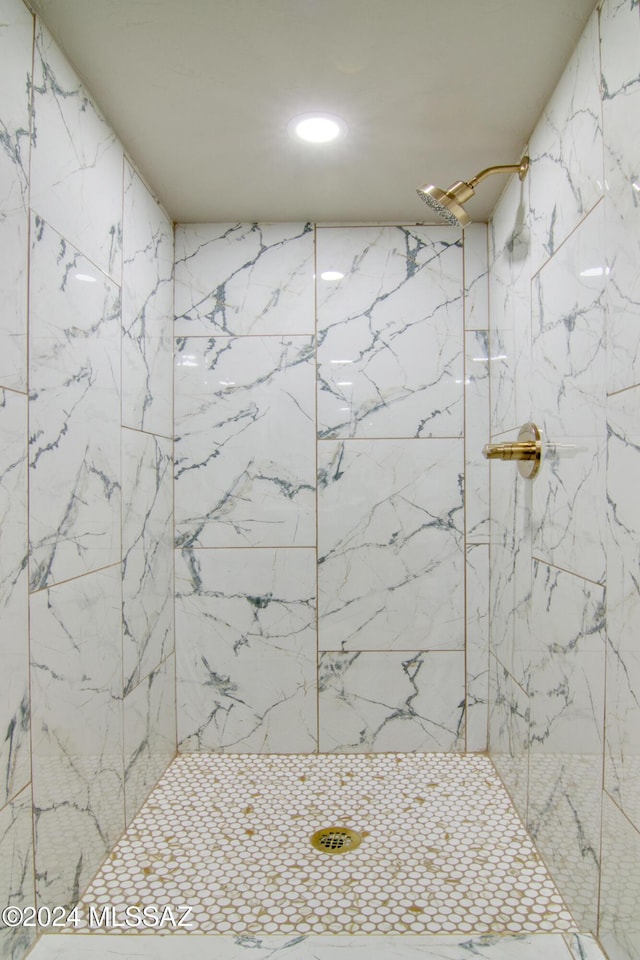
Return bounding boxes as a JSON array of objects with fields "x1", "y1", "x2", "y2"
[{"x1": 310, "y1": 827, "x2": 362, "y2": 855}]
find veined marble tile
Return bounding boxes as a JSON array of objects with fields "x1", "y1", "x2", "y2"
[
  {"x1": 466, "y1": 544, "x2": 489, "y2": 752},
  {"x1": 25, "y1": 934, "x2": 587, "y2": 960},
  {"x1": 600, "y1": 793, "x2": 640, "y2": 960},
  {"x1": 488, "y1": 170, "x2": 533, "y2": 437},
  {"x1": 30, "y1": 21, "x2": 123, "y2": 281},
  {"x1": 605, "y1": 386, "x2": 640, "y2": 829},
  {"x1": 465, "y1": 330, "x2": 490, "y2": 542},
  {"x1": 528, "y1": 8, "x2": 604, "y2": 273},
  {"x1": 316, "y1": 225, "x2": 463, "y2": 439},
  {"x1": 0, "y1": 785, "x2": 35, "y2": 960},
  {"x1": 565, "y1": 935, "x2": 612, "y2": 960},
  {"x1": 532, "y1": 206, "x2": 606, "y2": 585},
  {"x1": 528, "y1": 754, "x2": 602, "y2": 933},
  {"x1": 464, "y1": 222, "x2": 489, "y2": 330},
  {"x1": 0, "y1": 391, "x2": 29, "y2": 808},
  {"x1": 602, "y1": 0, "x2": 640, "y2": 394},
  {"x1": 176, "y1": 548, "x2": 317, "y2": 753},
  {"x1": 487, "y1": 448, "x2": 533, "y2": 685},
  {"x1": 318, "y1": 438, "x2": 464, "y2": 651},
  {"x1": 122, "y1": 429, "x2": 174, "y2": 694},
  {"x1": 30, "y1": 565, "x2": 124, "y2": 909},
  {"x1": 488, "y1": 654, "x2": 530, "y2": 822},
  {"x1": 123, "y1": 655, "x2": 176, "y2": 826},
  {"x1": 318, "y1": 651, "x2": 465, "y2": 752},
  {"x1": 122, "y1": 161, "x2": 173, "y2": 436},
  {"x1": 0, "y1": 0, "x2": 32, "y2": 393},
  {"x1": 526, "y1": 562, "x2": 605, "y2": 932},
  {"x1": 174, "y1": 222, "x2": 314, "y2": 336},
  {"x1": 175, "y1": 336, "x2": 315, "y2": 548},
  {"x1": 528, "y1": 560, "x2": 606, "y2": 749},
  {"x1": 29, "y1": 216, "x2": 121, "y2": 590}
]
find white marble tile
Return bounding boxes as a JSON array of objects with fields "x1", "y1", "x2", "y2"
[
  {"x1": 488, "y1": 654, "x2": 530, "y2": 821},
  {"x1": 174, "y1": 222, "x2": 314, "y2": 336},
  {"x1": 0, "y1": 0, "x2": 32, "y2": 393},
  {"x1": 30, "y1": 21, "x2": 123, "y2": 281},
  {"x1": 123, "y1": 655, "x2": 176, "y2": 826},
  {"x1": 488, "y1": 170, "x2": 533, "y2": 437},
  {"x1": 528, "y1": 9, "x2": 604, "y2": 273},
  {"x1": 175, "y1": 335, "x2": 315, "y2": 548},
  {"x1": 318, "y1": 438, "x2": 464, "y2": 651},
  {"x1": 487, "y1": 448, "x2": 533, "y2": 685},
  {"x1": 122, "y1": 429, "x2": 174, "y2": 694},
  {"x1": 30, "y1": 566, "x2": 124, "y2": 908},
  {"x1": 316, "y1": 226, "x2": 463, "y2": 439},
  {"x1": 318, "y1": 651, "x2": 465, "y2": 752},
  {"x1": 605, "y1": 386, "x2": 640, "y2": 829},
  {"x1": 565, "y1": 934, "x2": 611, "y2": 960},
  {"x1": 29, "y1": 216, "x2": 121, "y2": 590},
  {"x1": 464, "y1": 222, "x2": 489, "y2": 330},
  {"x1": 0, "y1": 390, "x2": 29, "y2": 808},
  {"x1": 465, "y1": 330, "x2": 490, "y2": 542},
  {"x1": 466, "y1": 544, "x2": 489, "y2": 752},
  {"x1": 26, "y1": 933, "x2": 582, "y2": 960},
  {"x1": 526, "y1": 562, "x2": 605, "y2": 932},
  {"x1": 528, "y1": 753, "x2": 603, "y2": 932},
  {"x1": 0, "y1": 785, "x2": 35, "y2": 960},
  {"x1": 122, "y1": 161, "x2": 173, "y2": 436},
  {"x1": 602, "y1": 0, "x2": 640, "y2": 394},
  {"x1": 528, "y1": 560, "x2": 606, "y2": 750},
  {"x1": 176, "y1": 548, "x2": 317, "y2": 753},
  {"x1": 600, "y1": 793, "x2": 640, "y2": 960},
  {"x1": 532, "y1": 206, "x2": 606, "y2": 585}
]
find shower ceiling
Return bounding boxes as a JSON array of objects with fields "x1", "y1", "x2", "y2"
[{"x1": 28, "y1": 0, "x2": 597, "y2": 224}]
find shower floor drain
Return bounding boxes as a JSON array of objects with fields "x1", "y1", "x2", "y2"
[{"x1": 310, "y1": 826, "x2": 362, "y2": 854}]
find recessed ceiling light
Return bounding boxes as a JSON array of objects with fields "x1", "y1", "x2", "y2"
[{"x1": 288, "y1": 113, "x2": 347, "y2": 144}]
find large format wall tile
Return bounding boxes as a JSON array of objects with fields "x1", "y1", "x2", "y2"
[
  {"x1": 488, "y1": 655, "x2": 530, "y2": 821},
  {"x1": 318, "y1": 438, "x2": 464, "y2": 651},
  {"x1": 532, "y1": 206, "x2": 606, "y2": 585},
  {"x1": 599, "y1": 794, "x2": 640, "y2": 960},
  {"x1": 606, "y1": 386, "x2": 640, "y2": 829},
  {"x1": 528, "y1": 8, "x2": 603, "y2": 273},
  {"x1": 174, "y1": 222, "x2": 314, "y2": 336},
  {"x1": 122, "y1": 161, "x2": 174, "y2": 436},
  {"x1": 0, "y1": 391, "x2": 29, "y2": 809},
  {"x1": 30, "y1": 566, "x2": 124, "y2": 909},
  {"x1": 0, "y1": 0, "x2": 32, "y2": 393},
  {"x1": 122, "y1": 429, "x2": 174, "y2": 694},
  {"x1": 466, "y1": 544, "x2": 489, "y2": 752},
  {"x1": 29, "y1": 217, "x2": 121, "y2": 590},
  {"x1": 318, "y1": 651, "x2": 465, "y2": 753},
  {"x1": 123, "y1": 655, "x2": 176, "y2": 825},
  {"x1": 176, "y1": 548, "x2": 317, "y2": 753},
  {"x1": 30, "y1": 22, "x2": 123, "y2": 280},
  {"x1": 316, "y1": 226, "x2": 463, "y2": 439},
  {"x1": 488, "y1": 171, "x2": 532, "y2": 438},
  {"x1": 465, "y1": 330, "x2": 490, "y2": 543},
  {"x1": 175, "y1": 336, "x2": 315, "y2": 548},
  {"x1": 526, "y1": 563, "x2": 605, "y2": 932},
  {"x1": 0, "y1": 786, "x2": 35, "y2": 960},
  {"x1": 602, "y1": 0, "x2": 640, "y2": 395},
  {"x1": 464, "y1": 223, "x2": 489, "y2": 331}
]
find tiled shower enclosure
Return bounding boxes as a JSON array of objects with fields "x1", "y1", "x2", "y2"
[{"x1": 173, "y1": 220, "x2": 491, "y2": 754}]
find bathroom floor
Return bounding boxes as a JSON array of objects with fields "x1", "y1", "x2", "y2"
[{"x1": 69, "y1": 752, "x2": 577, "y2": 938}]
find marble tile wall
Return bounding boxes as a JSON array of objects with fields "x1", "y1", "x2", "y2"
[
  {"x1": 488, "y1": 0, "x2": 640, "y2": 952},
  {"x1": 0, "y1": 2, "x2": 176, "y2": 956},
  {"x1": 175, "y1": 222, "x2": 489, "y2": 757}
]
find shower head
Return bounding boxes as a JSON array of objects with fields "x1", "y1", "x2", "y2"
[{"x1": 417, "y1": 156, "x2": 529, "y2": 226}]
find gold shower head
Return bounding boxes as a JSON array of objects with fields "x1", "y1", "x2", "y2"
[{"x1": 416, "y1": 155, "x2": 529, "y2": 226}]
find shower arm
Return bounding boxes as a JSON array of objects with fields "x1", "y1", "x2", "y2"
[{"x1": 468, "y1": 157, "x2": 530, "y2": 189}]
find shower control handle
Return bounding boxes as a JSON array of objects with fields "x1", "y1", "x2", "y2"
[{"x1": 482, "y1": 422, "x2": 542, "y2": 479}]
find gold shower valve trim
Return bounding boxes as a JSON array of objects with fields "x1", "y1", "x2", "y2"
[{"x1": 482, "y1": 422, "x2": 542, "y2": 479}]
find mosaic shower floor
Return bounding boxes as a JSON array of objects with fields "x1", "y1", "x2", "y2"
[{"x1": 74, "y1": 753, "x2": 577, "y2": 937}]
